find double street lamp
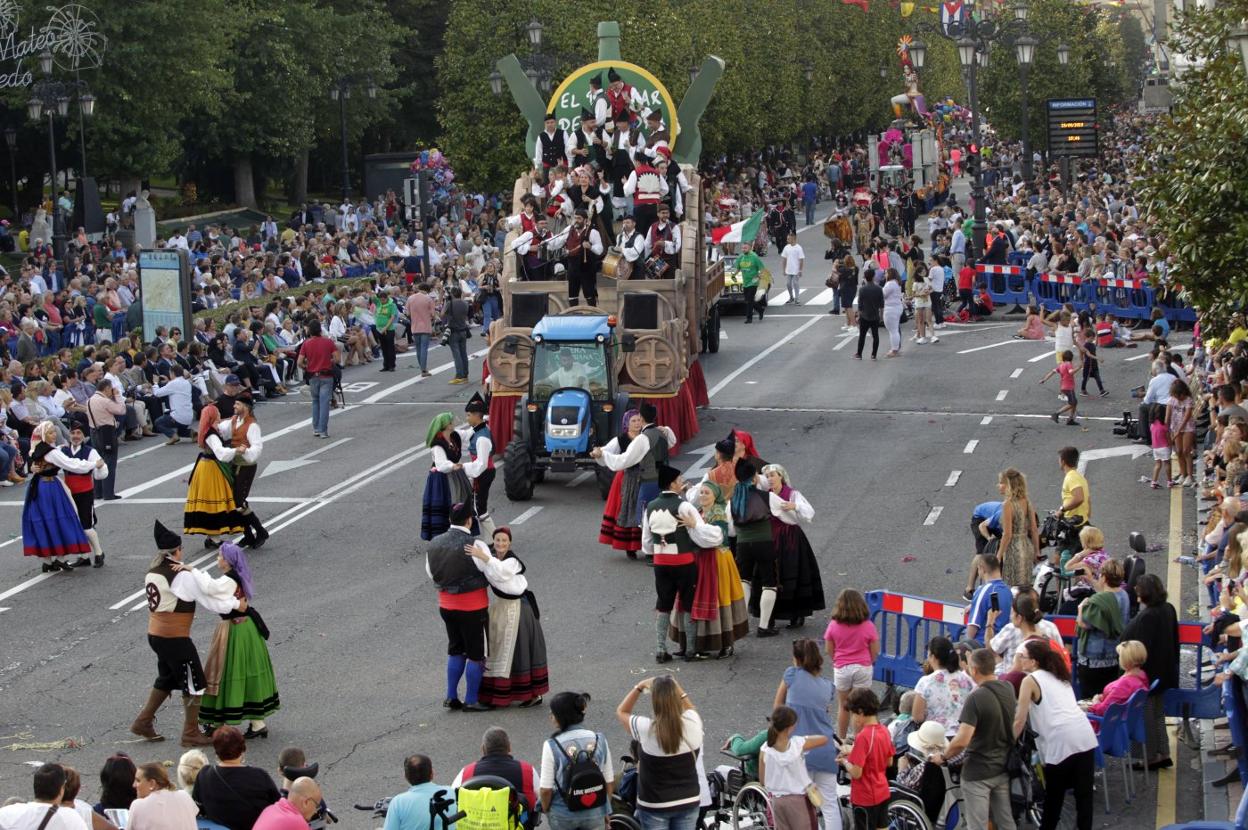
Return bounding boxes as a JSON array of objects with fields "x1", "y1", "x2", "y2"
[
  {"x1": 330, "y1": 76, "x2": 378, "y2": 203},
  {"x1": 908, "y1": 1, "x2": 1068, "y2": 260},
  {"x1": 488, "y1": 18, "x2": 568, "y2": 97},
  {"x1": 27, "y1": 49, "x2": 96, "y2": 261}
]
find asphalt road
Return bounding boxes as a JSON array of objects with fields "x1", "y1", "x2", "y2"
[{"x1": 0, "y1": 203, "x2": 1200, "y2": 827}]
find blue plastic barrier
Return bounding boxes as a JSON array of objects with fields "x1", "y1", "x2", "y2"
[{"x1": 977, "y1": 264, "x2": 1030, "y2": 308}]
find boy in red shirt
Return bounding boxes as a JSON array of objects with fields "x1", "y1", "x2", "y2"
[
  {"x1": 956, "y1": 265, "x2": 975, "y2": 314},
  {"x1": 1039, "y1": 349, "x2": 1079, "y2": 426},
  {"x1": 838, "y1": 688, "x2": 892, "y2": 830}
]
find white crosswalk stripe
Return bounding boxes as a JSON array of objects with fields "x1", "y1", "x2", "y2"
[
  {"x1": 769, "y1": 288, "x2": 807, "y2": 306},
  {"x1": 804, "y1": 288, "x2": 836, "y2": 306}
]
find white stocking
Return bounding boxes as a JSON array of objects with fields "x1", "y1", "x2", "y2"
[{"x1": 759, "y1": 588, "x2": 777, "y2": 630}]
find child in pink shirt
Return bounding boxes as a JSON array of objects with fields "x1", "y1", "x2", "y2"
[
  {"x1": 1149, "y1": 407, "x2": 1171, "y2": 489},
  {"x1": 823, "y1": 589, "x2": 879, "y2": 738},
  {"x1": 1040, "y1": 349, "x2": 1079, "y2": 426}
]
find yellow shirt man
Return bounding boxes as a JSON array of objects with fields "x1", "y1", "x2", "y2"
[{"x1": 1061, "y1": 468, "x2": 1091, "y2": 524}]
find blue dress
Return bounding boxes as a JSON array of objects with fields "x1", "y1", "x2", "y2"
[
  {"x1": 783, "y1": 666, "x2": 838, "y2": 773},
  {"x1": 22, "y1": 468, "x2": 91, "y2": 558}
]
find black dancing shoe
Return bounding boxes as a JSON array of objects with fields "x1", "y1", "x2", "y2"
[
  {"x1": 717, "y1": 646, "x2": 735, "y2": 659},
  {"x1": 443, "y1": 698, "x2": 463, "y2": 711},
  {"x1": 518, "y1": 697, "x2": 544, "y2": 709},
  {"x1": 41, "y1": 562, "x2": 55, "y2": 573},
  {"x1": 682, "y1": 651, "x2": 698, "y2": 663},
  {"x1": 462, "y1": 702, "x2": 492, "y2": 712},
  {"x1": 204, "y1": 538, "x2": 221, "y2": 550},
  {"x1": 70, "y1": 557, "x2": 91, "y2": 569},
  {"x1": 655, "y1": 651, "x2": 673, "y2": 664},
  {"x1": 786, "y1": 617, "x2": 806, "y2": 629},
  {"x1": 243, "y1": 726, "x2": 269, "y2": 740},
  {"x1": 756, "y1": 627, "x2": 778, "y2": 638},
  {"x1": 93, "y1": 554, "x2": 105, "y2": 568}
]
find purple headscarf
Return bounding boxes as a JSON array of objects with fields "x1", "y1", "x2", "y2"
[{"x1": 220, "y1": 542, "x2": 254, "y2": 600}]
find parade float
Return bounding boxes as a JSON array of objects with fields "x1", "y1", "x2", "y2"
[{"x1": 487, "y1": 22, "x2": 725, "y2": 498}]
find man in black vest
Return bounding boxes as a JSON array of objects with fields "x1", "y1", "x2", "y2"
[
  {"x1": 641, "y1": 465, "x2": 722, "y2": 662},
  {"x1": 533, "y1": 114, "x2": 567, "y2": 185},
  {"x1": 425, "y1": 502, "x2": 492, "y2": 711}
]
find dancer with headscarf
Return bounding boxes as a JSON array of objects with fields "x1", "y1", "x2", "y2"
[
  {"x1": 22, "y1": 420, "x2": 100, "y2": 572},
  {"x1": 198, "y1": 542, "x2": 280, "y2": 738},
  {"x1": 58, "y1": 421, "x2": 109, "y2": 568},
  {"x1": 594, "y1": 406, "x2": 677, "y2": 561},
  {"x1": 597, "y1": 408, "x2": 643, "y2": 559},
  {"x1": 731, "y1": 428, "x2": 767, "y2": 468},
  {"x1": 215, "y1": 398, "x2": 268, "y2": 549},
  {"x1": 421, "y1": 411, "x2": 475, "y2": 541},
  {"x1": 473, "y1": 527, "x2": 549, "y2": 708},
  {"x1": 762, "y1": 464, "x2": 825, "y2": 629},
  {"x1": 670, "y1": 479, "x2": 750, "y2": 658},
  {"x1": 183, "y1": 404, "x2": 244, "y2": 548}
]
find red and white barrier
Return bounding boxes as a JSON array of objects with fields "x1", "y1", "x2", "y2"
[
  {"x1": 975, "y1": 264, "x2": 1025, "y2": 276},
  {"x1": 1098, "y1": 277, "x2": 1143, "y2": 289},
  {"x1": 878, "y1": 591, "x2": 968, "y2": 626},
  {"x1": 1037, "y1": 272, "x2": 1082, "y2": 285}
]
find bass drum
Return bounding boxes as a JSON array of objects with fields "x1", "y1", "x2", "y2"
[{"x1": 601, "y1": 252, "x2": 622, "y2": 279}]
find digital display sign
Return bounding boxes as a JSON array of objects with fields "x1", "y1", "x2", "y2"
[{"x1": 1047, "y1": 98, "x2": 1099, "y2": 158}]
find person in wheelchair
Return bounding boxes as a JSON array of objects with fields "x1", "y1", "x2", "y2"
[{"x1": 451, "y1": 727, "x2": 539, "y2": 830}]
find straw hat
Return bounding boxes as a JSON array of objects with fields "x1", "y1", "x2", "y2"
[{"x1": 907, "y1": 720, "x2": 949, "y2": 755}]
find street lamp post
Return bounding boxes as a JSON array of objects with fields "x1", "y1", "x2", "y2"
[
  {"x1": 330, "y1": 76, "x2": 378, "y2": 204},
  {"x1": 4, "y1": 128, "x2": 17, "y2": 219},
  {"x1": 28, "y1": 49, "x2": 96, "y2": 262},
  {"x1": 1015, "y1": 35, "x2": 1038, "y2": 181},
  {"x1": 1231, "y1": 22, "x2": 1248, "y2": 80}
]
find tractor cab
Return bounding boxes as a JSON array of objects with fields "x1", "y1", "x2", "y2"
[{"x1": 502, "y1": 314, "x2": 628, "y2": 501}]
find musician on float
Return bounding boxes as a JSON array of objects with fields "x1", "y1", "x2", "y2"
[
  {"x1": 606, "y1": 112, "x2": 644, "y2": 217},
  {"x1": 567, "y1": 109, "x2": 606, "y2": 172},
  {"x1": 515, "y1": 215, "x2": 555, "y2": 281},
  {"x1": 623, "y1": 150, "x2": 667, "y2": 237},
  {"x1": 567, "y1": 165, "x2": 612, "y2": 244},
  {"x1": 655, "y1": 151, "x2": 691, "y2": 223},
  {"x1": 549, "y1": 208, "x2": 604, "y2": 307},
  {"x1": 644, "y1": 203, "x2": 681, "y2": 278},
  {"x1": 605, "y1": 68, "x2": 649, "y2": 126},
  {"x1": 642, "y1": 110, "x2": 670, "y2": 157},
  {"x1": 587, "y1": 73, "x2": 611, "y2": 127},
  {"x1": 613, "y1": 214, "x2": 646, "y2": 280},
  {"x1": 533, "y1": 113, "x2": 567, "y2": 183}
]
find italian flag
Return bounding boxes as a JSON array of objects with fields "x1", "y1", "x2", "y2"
[{"x1": 710, "y1": 209, "x2": 765, "y2": 245}]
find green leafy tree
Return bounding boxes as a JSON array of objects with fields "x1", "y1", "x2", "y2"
[{"x1": 1135, "y1": 0, "x2": 1248, "y2": 317}]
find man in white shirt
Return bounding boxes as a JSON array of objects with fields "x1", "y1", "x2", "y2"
[
  {"x1": 0, "y1": 764, "x2": 87, "y2": 830},
  {"x1": 779, "y1": 233, "x2": 805, "y2": 305},
  {"x1": 153, "y1": 372, "x2": 194, "y2": 445}
]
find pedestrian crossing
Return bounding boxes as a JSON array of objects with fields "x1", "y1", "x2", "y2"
[{"x1": 766, "y1": 287, "x2": 838, "y2": 307}]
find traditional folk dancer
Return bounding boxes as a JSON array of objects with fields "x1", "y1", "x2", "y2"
[
  {"x1": 198, "y1": 542, "x2": 280, "y2": 738},
  {"x1": 731, "y1": 458, "x2": 780, "y2": 637},
  {"x1": 762, "y1": 464, "x2": 826, "y2": 629},
  {"x1": 645, "y1": 203, "x2": 682, "y2": 278},
  {"x1": 623, "y1": 151, "x2": 667, "y2": 238},
  {"x1": 130, "y1": 520, "x2": 244, "y2": 748},
  {"x1": 473, "y1": 527, "x2": 549, "y2": 708},
  {"x1": 183, "y1": 404, "x2": 245, "y2": 549},
  {"x1": 426, "y1": 502, "x2": 492, "y2": 712},
  {"x1": 462, "y1": 394, "x2": 496, "y2": 539},
  {"x1": 566, "y1": 165, "x2": 612, "y2": 245},
  {"x1": 598, "y1": 409, "x2": 644, "y2": 559},
  {"x1": 592, "y1": 403, "x2": 671, "y2": 553},
  {"x1": 705, "y1": 437, "x2": 737, "y2": 492},
  {"x1": 642, "y1": 465, "x2": 723, "y2": 663},
  {"x1": 59, "y1": 422, "x2": 109, "y2": 568},
  {"x1": 421, "y1": 412, "x2": 475, "y2": 541},
  {"x1": 215, "y1": 398, "x2": 268, "y2": 549},
  {"x1": 22, "y1": 422, "x2": 100, "y2": 572},
  {"x1": 551, "y1": 208, "x2": 604, "y2": 307},
  {"x1": 669, "y1": 480, "x2": 751, "y2": 659}
]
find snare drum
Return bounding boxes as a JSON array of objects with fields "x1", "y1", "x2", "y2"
[
  {"x1": 643, "y1": 256, "x2": 670, "y2": 280},
  {"x1": 601, "y1": 252, "x2": 622, "y2": 279}
]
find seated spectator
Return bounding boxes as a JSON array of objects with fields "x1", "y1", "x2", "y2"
[
  {"x1": 128, "y1": 763, "x2": 198, "y2": 830},
  {"x1": 191, "y1": 726, "x2": 280, "y2": 830},
  {"x1": 252, "y1": 778, "x2": 322, "y2": 830},
  {"x1": 1083, "y1": 640, "x2": 1149, "y2": 723},
  {"x1": 382, "y1": 755, "x2": 455, "y2": 830},
  {"x1": 92, "y1": 754, "x2": 136, "y2": 818},
  {"x1": 60, "y1": 767, "x2": 116, "y2": 830},
  {"x1": 0, "y1": 763, "x2": 87, "y2": 830},
  {"x1": 451, "y1": 728, "x2": 538, "y2": 825},
  {"x1": 175, "y1": 750, "x2": 208, "y2": 794}
]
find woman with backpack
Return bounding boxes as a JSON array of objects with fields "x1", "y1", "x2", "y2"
[
  {"x1": 616, "y1": 675, "x2": 703, "y2": 830},
  {"x1": 540, "y1": 692, "x2": 613, "y2": 830}
]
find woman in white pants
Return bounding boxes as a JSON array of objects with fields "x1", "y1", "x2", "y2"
[{"x1": 882, "y1": 268, "x2": 904, "y2": 357}]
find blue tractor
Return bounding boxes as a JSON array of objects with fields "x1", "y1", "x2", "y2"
[{"x1": 502, "y1": 315, "x2": 630, "y2": 501}]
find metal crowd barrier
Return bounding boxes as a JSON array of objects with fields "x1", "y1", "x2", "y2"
[{"x1": 975, "y1": 268, "x2": 1196, "y2": 325}]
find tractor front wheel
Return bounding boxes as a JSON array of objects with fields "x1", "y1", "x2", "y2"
[{"x1": 503, "y1": 438, "x2": 536, "y2": 501}]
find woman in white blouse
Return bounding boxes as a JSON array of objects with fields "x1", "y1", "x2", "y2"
[
  {"x1": 761, "y1": 464, "x2": 825, "y2": 629},
  {"x1": 468, "y1": 527, "x2": 549, "y2": 709},
  {"x1": 213, "y1": 399, "x2": 268, "y2": 549}
]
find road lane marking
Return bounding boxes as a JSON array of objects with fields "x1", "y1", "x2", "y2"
[
  {"x1": 510, "y1": 506, "x2": 544, "y2": 525},
  {"x1": 805, "y1": 288, "x2": 836, "y2": 306},
  {"x1": 769, "y1": 288, "x2": 807, "y2": 306},
  {"x1": 1156, "y1": 479, "x2": 1184, "y2": 826},
  {"x1": 566, "y1": 471, "x2": 594, "y2": 488},
  {"x1": 923, "y1": 506, "x2": 944, "y2": 525},
  {"x1": 832, "y1": 333, "x2": 854, "y2": 351},
  {"x1": 707, "y1": 316, "x2": 826, "y2": 398},
  {"x1": 963, "y1": 440, "x2": 979, "y2": 454},
  {"x1": 1010, "y1": 368, "x2": 1024, "y2": 379},
  {"x1": 1126, "y1": 343, "x2": 1188, "y2": 362},
  {"x1": 0, "y1": 496, "x2": 317, "y2": 507},
  {"x1": 980, "y1": 416, "x2": 993, "y2": 425},
  {"x1": 995, "y1": 390, "x2": 1008, "y2": 401},
  {"x1": 260, "y1": 437, "x2": 354, "y2": 479},
  {"x1": 710, "y1": 405, "x2": 1115, "y2": 422},
  {"x1": 361, "y1": 346, "x2": 491, "y2": 403},
  {"x1": 956, "y1": 339, "x2": 1028, "y2": 354},
  {"x1": 945, "y1": 470, "x2": 962, "y2": 487},
  {"x1": 1029, "y1": 351, "x2": 1054, "y2": 363}
]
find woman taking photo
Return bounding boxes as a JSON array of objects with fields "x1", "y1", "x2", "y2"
[
  {"x1": 1013, "y1": 640, "x2": 1098, "y2": 830},
  {"x1": 616, "y1": 675, "x2": 703, "y2": 830},
  {"x1": 763, "y1": 464, "x2": 825, "y2": 629},
  {"x1": 882, "y1": 268, "x2": 904, "y2": 358},
  {"x1": 772, "y1": 639, "x2": 840, "y2": 830},
  {"x1": 1075, "y1": 558, "x2": 1129, "y2": 698},
  {"x1": 996, "y1": 468, "x2": 1041, "y2": 588},
  {"x1": 471, "y1": 527, "x2": 550, "y2": 709}
]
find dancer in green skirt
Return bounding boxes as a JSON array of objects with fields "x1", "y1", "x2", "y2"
[{"x1": 198, "y1": 542, "x2": 280, "y2": 738}]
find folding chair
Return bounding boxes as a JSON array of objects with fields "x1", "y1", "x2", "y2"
[{"x1": 1088, "y1": 701, "x2": 1134, "y2": 810}]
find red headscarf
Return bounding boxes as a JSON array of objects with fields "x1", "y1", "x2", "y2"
[
  {"x1": 733, "y1": 429, "x2": 760, "y2": 460},
  {"x1": 197, "y1": 404, "x2": 220, "y2": 448}
]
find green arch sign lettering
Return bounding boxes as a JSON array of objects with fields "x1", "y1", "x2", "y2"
[{"x1": 546, "y1": 60, "x2": 679, "y2": 149}]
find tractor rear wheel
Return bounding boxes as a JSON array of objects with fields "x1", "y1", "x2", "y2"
[{"x1": 503, "y1": 438, "x2": 536, "y2": 501}]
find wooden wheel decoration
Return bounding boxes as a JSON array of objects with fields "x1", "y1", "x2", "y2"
[
  {"x1": 625, "y1": 334, "x2": 678, "y2": 391},
  {"x1": 487, "y1": 334, "x2": 533, "y2": 389}
]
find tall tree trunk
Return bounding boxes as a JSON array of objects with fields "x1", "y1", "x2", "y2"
[
  {"x1": 233, "y1": 155, "x2": 257, "y2": 209},
  {"x1": 293, "y1": 150, "x2": 309, "y2": 206}
]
